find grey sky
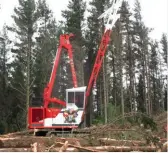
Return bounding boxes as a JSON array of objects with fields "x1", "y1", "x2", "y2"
[{"x1": 0, "y1": 0, "x2": 167, "y2": 40}]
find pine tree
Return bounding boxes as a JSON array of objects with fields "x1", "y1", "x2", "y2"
[
  {"x1": 33, "y1": 0, "x2": 58, "y2": 98},
  {"x1": 160, "y1": 34, "x2": 167, "y2": 64},
  {"x1": 0, "y1": 25, "x2": 12, "y2": 133},
  {"x1": 107, "y1": 1, "x2": 133, "y2": 119},
  {"x1": 62, "y1": 0, "x2": 86, "y2": 87},
  {"x1": 160, "y1": 33, "x2": 167, "y2": 110},
  {"x1": 149, "y1": 41, "x2": 161, "y2": 113},
  {"x1": 84, "y1": 0, "x2": 109, "y2": 125},
  {"x1": 0, "y1": 25, "x2": 10, "y2": 105},
  {"x1": 133, "y1": 0, "x2": 152, "y2": 115},
  {"x1": 120, "y1": 1, "x2": 136, "y2": 113},
  {"x1": 108, "y1": 28, "x2": 121, "y2": 115},
  {"x1": 8, "y1": 0, "x2": 39, "y2": 128}
]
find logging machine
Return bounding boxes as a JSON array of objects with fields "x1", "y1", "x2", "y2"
[{"x1": 28, "y1": 0, "x2": 122, "y2": 135}]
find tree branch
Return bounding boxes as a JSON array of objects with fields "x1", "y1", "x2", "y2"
[{"x1": 10, "y1": 85, "x2": 26, "y2": 96}]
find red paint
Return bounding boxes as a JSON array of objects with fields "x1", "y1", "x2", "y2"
[
  {"x1": 28, "y1": 107, "x2": 44, "y2": 128},
  {"x1": 45, "y1": 108, "x2": 61, "y2": 118},
  {"x1": 82, "y1": 29, "x2": 112, "y2": 120},
  {"x1": 29, "y1": 29, "x2": 113, "y2": 130},
  {"x1": 43, "y1": 34, "x2": 78, "y2": 108},
  {"x1": 28, "y1": 107, "x2": 79, "y2": 129},
  {"x1": 28, "y1": 34, "x2": 78, "y2": 130}
]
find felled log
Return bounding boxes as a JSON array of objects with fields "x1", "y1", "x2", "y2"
[
  {"x1": 74, "y1": 141, "x2": 81, "y2": 147},
  {"x1": 56, "y1": 138, "x2": 82, "y2": 145},
  {"x1": 87, "y1": 146, "x2": 157, "y2": 152},
  {"x1": 0, "y1": 136, "x2": 88, "y2": 148},
  {"x1": 55, "y1": 138, "x2": 88, "y2": 146},
  {"x1": 51, "y1": 147, "x2": 78, "y2": 152},
  {"x1": 0, "y1": 130, "x2": 33, "y2": 138},
  {"x1": 56, "y1": 142, "x2": 100, "y2": 152},
  {"x1": 99, "y1": 138, "x2": 146, "y2": 146},
  {"x1": 51, "y1": 145, "x2": 157, "y2": 152},
  {"x1": 0, "y1": 136, "x2": 51, "y2": 148},
  {"x1": 0, "y1": 148, "x2": 32, "y2": 152},
  {"x1": 0, "y1": 138, "x2": 31, "y2": 148},
  {"x1": 59, "y1": 141, "x2": 69, "y2": 152}
]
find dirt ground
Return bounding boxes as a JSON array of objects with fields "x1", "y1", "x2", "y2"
[{"x1": 0, "y1": 111, "x2": 167, "y2": 152}]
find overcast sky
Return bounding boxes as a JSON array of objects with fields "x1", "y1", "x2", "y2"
[{"x1": 0, "y1": 0, "x2": 167, "y2": 40}]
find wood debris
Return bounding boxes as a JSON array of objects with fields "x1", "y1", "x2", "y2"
[
  {"x1": 31, "y1": 142, "x2": 38, "y2": 152},
  {"x1": 59, "y1": 141, "x2": 69, "y2": 152},
  {"x1": 0, "y1": 127, "x2": 166, "y2": 152}
]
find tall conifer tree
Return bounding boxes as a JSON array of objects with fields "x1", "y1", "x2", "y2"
[{"x1": 9, "y1": 0, "x2": 39, "y2": 128}]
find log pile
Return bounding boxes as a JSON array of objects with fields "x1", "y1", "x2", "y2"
[{"x1": 0, "y1": 135, "x2": 166, "y2": 152}]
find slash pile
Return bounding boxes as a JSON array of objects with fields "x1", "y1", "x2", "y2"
[{"x1": 0, "y1": 128, "x2": 167, "y2": 152}]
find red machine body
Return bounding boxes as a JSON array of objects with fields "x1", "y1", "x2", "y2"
[
  {"x1": 28, "y1": 29, "x2": 113, "y2": 130},
  {"x1": 28, "y1": 34, "x2": 79, "y2": 130},
  {"x1": 28, "y1": 0, "x2": 121, "y2": 132},
  {"x1": 43, "y1": 33, "x2": 78, "y2": 108}
]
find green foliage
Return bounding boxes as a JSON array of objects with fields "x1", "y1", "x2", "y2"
[
  {"x1": 127, "y1": 114, "x2": 157, "y2": 131},
  {"x1": 160, "y1": 33, "x2": 167, "y2": 63},
  {"x1": 140, "y1": 115, "x2": 157, "y2": 131},
  {"x1": 11, "y1": 0, "x2": 38, "y2": 39},
  {"x1": 0, "y1": 0, "x2": 167, "y2": 134},
  {"x1": 62, "y1": 0, "x2": 86, "y2": 87},
  {"x1": 107, "y1": 103, "x2": 121, "y2": 123},
  {"x1": 92, "y1": 116, "x2": 104, "y2": 125},
  {"x1": 0, "y1": 121, "x2": 6, "y2": 134},
  {"x1": 62, "y1": 0, "x2": 86, "y2": 36},
  {"x1": 6, "y1": 0, "x2": 39, "y2": 130},
  {"x1": 33, "y1": 0, "x2": 59, "y2": 97}
]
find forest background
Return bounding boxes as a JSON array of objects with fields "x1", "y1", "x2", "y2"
[{"x1": 0, "y1": 0, "x2": 167, "y2": 133}]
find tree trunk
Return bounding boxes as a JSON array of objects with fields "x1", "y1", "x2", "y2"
[
  {"x1": 120, "y1": 65, "x2": 124, "y2": 118},
  {"x1": 118, "y1": 22, "x2": 124, "y2": 118},
  {"x1": 145, "y1": 47, "x2": 151, "y2": 115},
  {"x1": 103, "y1": 58, "x2": 107, "y2": 124},
  {"x1": 112, "y1": 49, "x2": 117, "y2": 108},
  {"x1": 26, "y1": 36, "x2": 31, "y2": 129},
  {"x1": 142, "y1": 48, "x2": 147, "y2": 114}
]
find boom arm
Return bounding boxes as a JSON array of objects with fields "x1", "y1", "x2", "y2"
[
  {"x1": 85, "y1": 29, "x2": 111, "y2": 100},
  {"x1": 82, "y1": 0, "x2": 122, "y2": 119},
  {"x1": 43, "y1": 34, "x2": 78, "y2": 108}
]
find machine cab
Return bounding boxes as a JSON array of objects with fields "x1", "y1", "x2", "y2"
[{"x1": 66, "y1": 86, "x2": 86, "y2": 110}]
